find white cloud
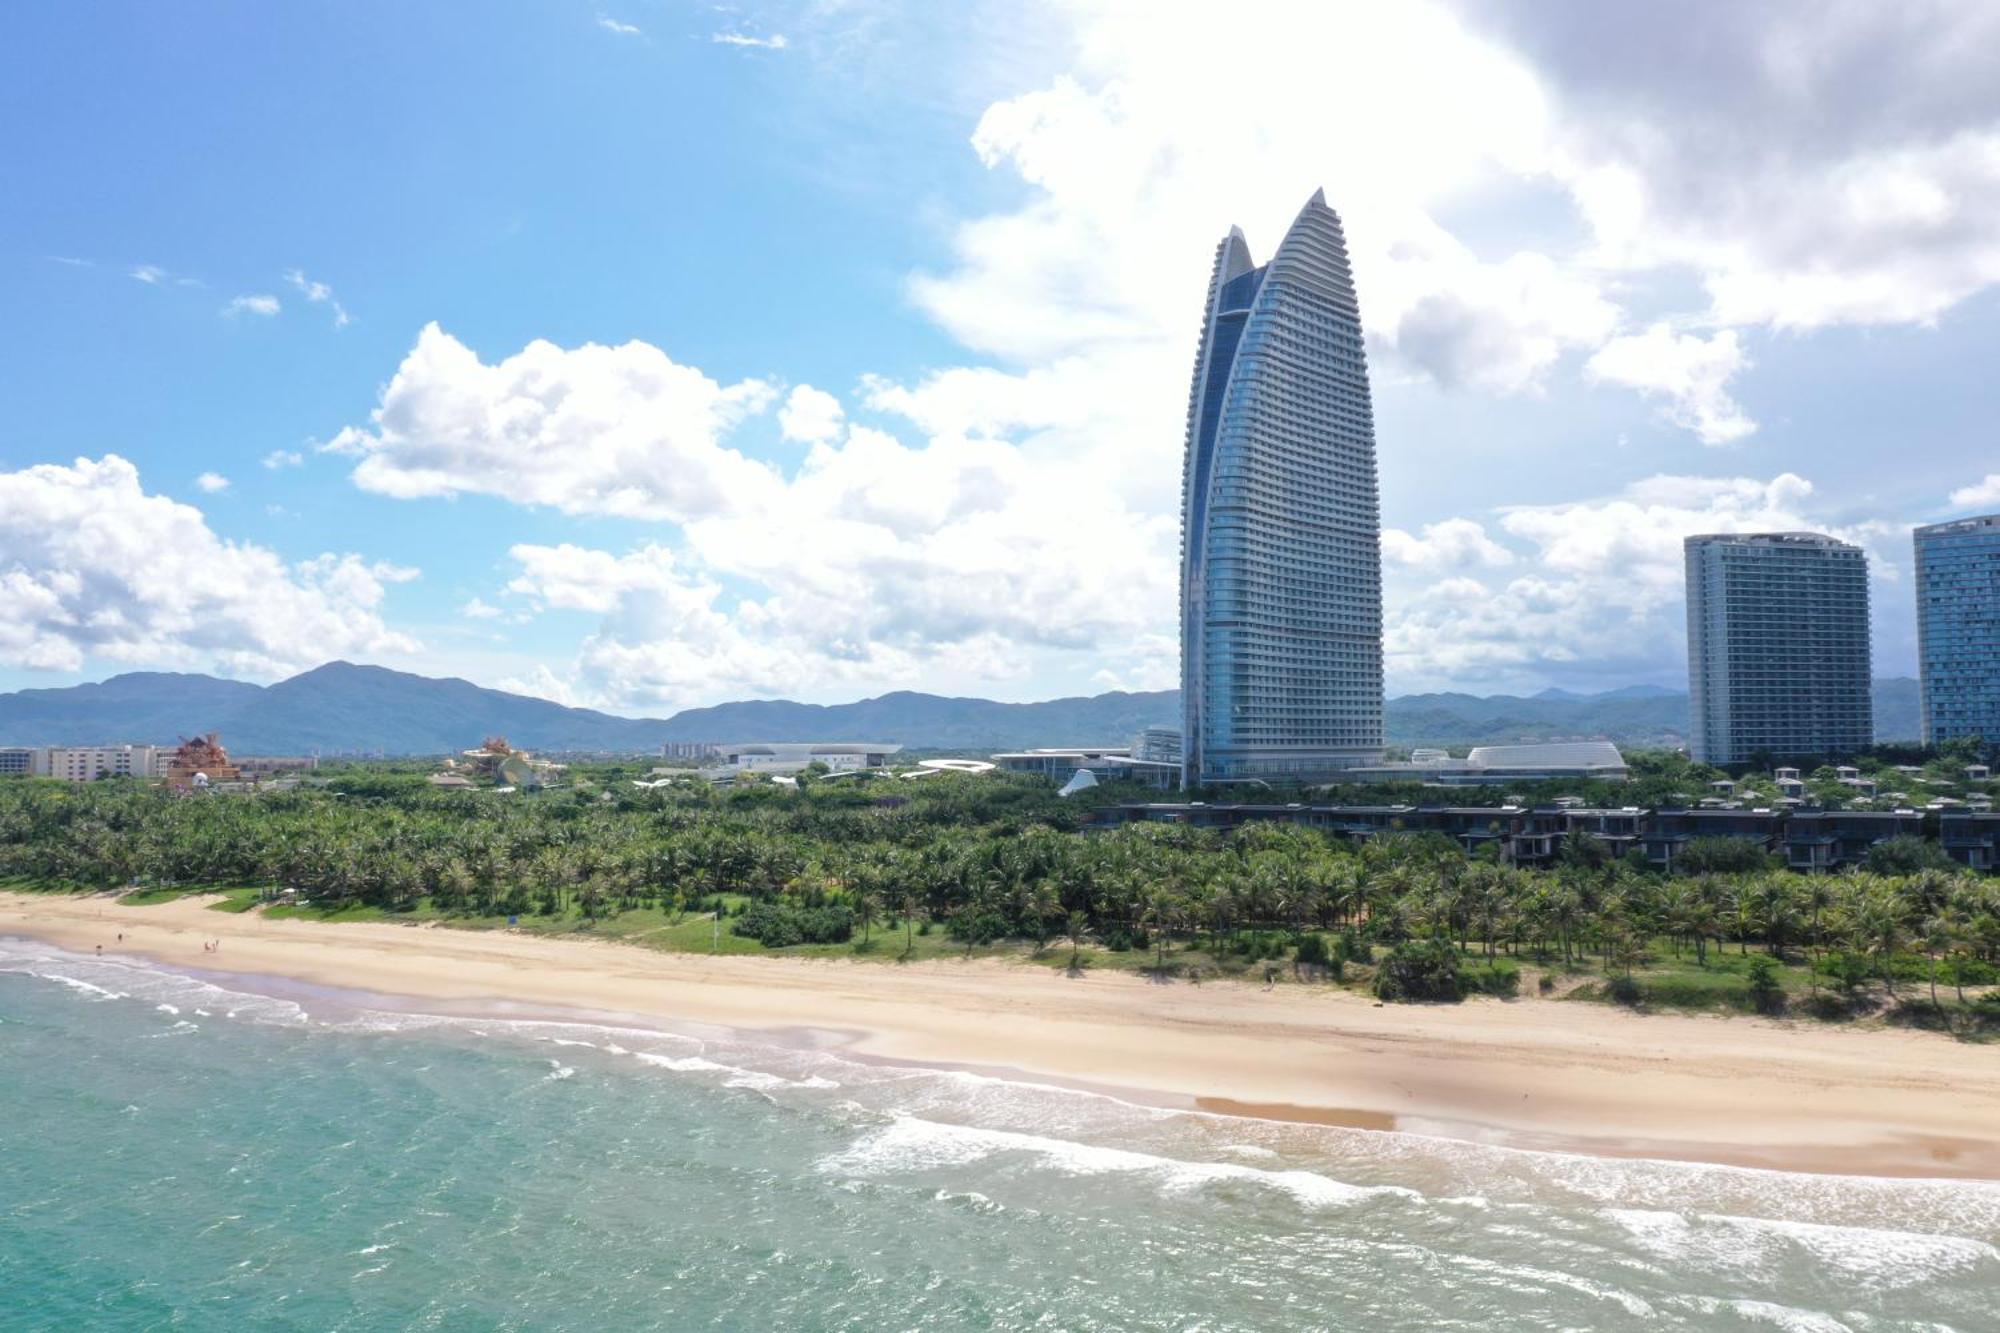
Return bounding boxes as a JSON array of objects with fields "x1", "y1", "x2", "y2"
[
  {"x1": 1454, "y1": 2, "x2": 2000, "y2": 333},
  {"x1": 497, "y1": 664, "x2": 578, "y2": 707},
  {"x1": 1382, "y1": 471, "x2": 1911, "y2": 691},
  {"x1": 194, "y1": 472, "x2": 231, "y2": 494},
  {"x1": 329, "y1": 323, "x2": 780, "y2": 521},
  {"x1": 460, "y1": 596, "x2": 504, "y2": 620},
  {"x1": 1585, "y1": 325, "x2": 1756, "y2": 445},
  {"x1": 129, "y1": 264, "x2": 167, "y2": 285},
  {"x1": 713, "y1": 31, "x2": 787, "y2": 50},
  {"x1": 284, "y1": 268, "x2": 351, "y2": 328},
  {"x1": 224, "y1": 293, "x2": 280, "y2": 317},
  {"x1": 262, "y1": 450, "x2": 304, "y2": 470},
  {"x1": 777, "y1": 384, "x2": 844, "y2": 444},
  {"x1": 339, "y1": 327, "x2": 1187, "y2": 710},
  {"x1": 596, "y1": 14, "x2": 641, "y2": 37},
  {"x1": 899, "y1": 0, "x2": 2000, "y2": 466},
  {"x1": 0, "y1": 455, "x2": 417, "y2": 676},
  {"x1": 485, "y1": 403, "x2": 1180, "y2": 710},
  {"x1": 1950, "y1": 475, "x2": 2000, "y2": 509},
  {"x1": 1381, "y1": 518, "x2": 1514, "y2": 572}
]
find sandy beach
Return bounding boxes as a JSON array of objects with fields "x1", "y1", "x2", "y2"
[{"x1": 6, "y1": 888, "x2": 2000, "y2": 1180}]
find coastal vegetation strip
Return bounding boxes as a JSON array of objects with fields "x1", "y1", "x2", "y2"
[{"x1": 2, "y1": 762, "x2": 1997, "y2": 1034}]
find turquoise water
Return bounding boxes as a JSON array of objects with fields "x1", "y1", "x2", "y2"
[{"x1": 3, "y1": 938, "x2": 1998, "y2": 1332}]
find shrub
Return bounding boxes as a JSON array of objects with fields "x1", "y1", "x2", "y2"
[
  {"x1": 733, "y1": 901, "x2": 855, "y2": 948},
  {"x1": 1295, "y1": 933, "x2": 1329, "y2": 966},
  {"x1": 1818, "y1": 951, "x2": 1874, "y2": 993},
  {"x1": 946, "y1": 908, "x2": 1010, "y2": 946},
  {"x1": 1604, "y1": 975, "x2": 1643, "y2": 1006},
  {"x1": 1100, "y1": 926, "x2": 1143, "y2": 953},
  {"x1": 1466, "y1": 959, "x2": 1520, "y2": 998},
  {"x1": 1745, "y1": 955, "x2": 1785, "y2": 1014},
  {"x1": 1373, "y1": 939, "x2": 1463, "y2": 1003}
]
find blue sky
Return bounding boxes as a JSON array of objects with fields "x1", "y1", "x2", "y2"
[{"x1": 4, "y1": 1, "x2": 1999, "y2": 714}]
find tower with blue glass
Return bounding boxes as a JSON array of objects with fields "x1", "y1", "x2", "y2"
[
  {"x1": 1915, "y1": 514, "x2": 2000, "y2": 746},
  {"x1": 1179, "y1": 190, "x2": 1384, "y2": 786}
]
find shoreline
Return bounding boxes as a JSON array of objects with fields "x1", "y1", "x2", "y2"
[{"x1": 6, "y1": 890, "x2": 2000, "y2": 1181}]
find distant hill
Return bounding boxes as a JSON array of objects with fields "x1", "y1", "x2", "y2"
[
  {"x1": 1387, "y1": 679, "x2": 1921, "y2": 748},
  {"x1": 654, "y1": 689, "x2": 1178, "y2": 751},
  {"x1": 0, "y1": 663, "x2": 1923, "y2": 756},
  {"x1": 0, "y1": 663, "x2": 1179, "y2": 755}
]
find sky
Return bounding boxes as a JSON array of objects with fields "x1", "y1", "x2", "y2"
[{"x1": 3, "y1": 0, "x2": 1998, "y2": 716}]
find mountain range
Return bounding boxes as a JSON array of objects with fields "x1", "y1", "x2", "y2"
[{"x1": 0, "y1": 662, "x2": 1923, "y2": 755}]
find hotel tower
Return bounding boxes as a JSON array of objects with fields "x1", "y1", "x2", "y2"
[
  {"x1": 1684, "y1": 532, "x2": 1872, "y2": 764},
  {"x1": 1179, "y1": 190, "x2": 1384, "y2": 785},
  {"x1": 1914, "y1": 513, "x2": 2000, "y2": 745}
]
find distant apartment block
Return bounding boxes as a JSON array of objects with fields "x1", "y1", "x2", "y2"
[
  {"x1": 661, "y1": 741, "x2": 720, "y2": 761},
  {"x1": 1915, "y1": 513, "x2": 2000, "y2": 746},
  {"x1": 234, "y1": 755, "x2": 321, "y2": 781},
  {"x1": 0, "y1": 747, "x2": 51, "y2": 777},
  {"x1": 1130, "y1": 727, "x2": 1183, "y2": 765},
  {"x1": 44, "y1": 744, "x2": 162, "y2": 781},
  {"x1": 1684, "y1": 533, "x2": 1872, "y2": 764}
]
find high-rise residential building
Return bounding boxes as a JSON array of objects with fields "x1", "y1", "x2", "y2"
[
  {"x1": 1915, "y1": 513, "x2": 2000, "y2": 746},
  {"x1": 1178, "y1": 190, "x2": 1383, "y2": 785},
  {"x1": 1684, "y1": 533, "x2": 1872, "y2": 764}
]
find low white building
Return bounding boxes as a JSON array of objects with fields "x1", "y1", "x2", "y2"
[
  {"x1": 991, "y1": 747, "x2": 1179, "y2": 791},
  {"x1": 1348, "y1": 742, "x2": 1630, "y2": 786},
  {"x1": 717, "y1": 742, "x2": 902, "y2": 776}
]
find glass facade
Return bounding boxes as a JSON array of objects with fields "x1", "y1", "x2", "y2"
[
  {"x1": 1180, "y1": 191, "x2": 1384, "y2": 784},
  {"x1": 1915, "y1": 514, "x2": 2000, "y2": 745},
  {"x1": 1683, "y1": 533, "x2": 1872, "y2": 764}
]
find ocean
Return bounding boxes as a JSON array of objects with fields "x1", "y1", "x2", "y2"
[{"x1": 2, "y1": 937, "x2": 1997, "y2": 1332}]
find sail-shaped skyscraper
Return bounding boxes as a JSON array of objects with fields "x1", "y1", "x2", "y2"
[{"x1": 1179, "y1": 190, "x2": 1384, "y2": 786}]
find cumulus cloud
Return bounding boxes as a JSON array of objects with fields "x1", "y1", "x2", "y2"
[
  {"x1": 194, "y1": 472, "x2": 231, "y2": 494},
  {"x1": 284, "y1": 268, "x2": 350, "y2": 328},
  {"x1": 497, "y1": 664, "x2": 579, "y2": 707},
  {"x1": 1381, "y1": 518, "x2": 1515, "y2": 572},
  {"x1": 777, "y1": 384, "x2": 845, "y2": 444},
  {"x1": 325, "y1": 323, "x2": 781, "y2": 521},
  {"x1": 1950, "y1": 475, "x2": 2000, "y2": 509},
  {"x1": 262, "y1": 449, "x2": 304, "y2": 470},
  {"x1": 460, "y1": 596, "x2": 504, "y2": 620},
  {"x1": 0, "y1": 455, "x2": 417, "y2": 676},
  {"x1": 1382, "y1": 471, "x2": 1912, "y2": 691},
  {"x1": 1585, "y1": 325, "x2": 1756, "y2": 445},
  {"x1": 903, "y1": 0, "x2": 2000, "y2": 459},
  {"x1": 224, "y1": 294, "x2": 280, "y2": 317},
  {"x1": 1453, "y1": 0, "x2": 2000, "y2": 331}
]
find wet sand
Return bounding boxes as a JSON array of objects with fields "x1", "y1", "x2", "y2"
[{"x1": 6, "y1": 889, "x2": 2000, "y2": 1179}]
